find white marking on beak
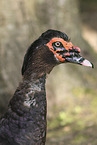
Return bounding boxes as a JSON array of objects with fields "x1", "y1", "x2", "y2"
[
  {"x1": 76, "y1": 57, "x2": 83, "y2": 62},
  {"x1": 81, "y1": 59, "x2": 93, "y2": 68}
]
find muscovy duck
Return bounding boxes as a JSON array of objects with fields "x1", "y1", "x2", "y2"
[{"x1": 0, "y1": 29, "x2": 93, "y2": 145}]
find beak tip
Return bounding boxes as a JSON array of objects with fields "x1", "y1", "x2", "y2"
[
  {"x1": 92, "y1": 63, "x2": 94, "y2": 68},
  {"x1": 81, "y1": 59, "x2": 94, "y2": 68}
]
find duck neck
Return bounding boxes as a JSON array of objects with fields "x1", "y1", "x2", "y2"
[
  {"x1": 23, "y1": 74, "x2": 46, "y2": 108},
  {"x1": 9, "y1": 74, "x2": 47, "y2": 144}
]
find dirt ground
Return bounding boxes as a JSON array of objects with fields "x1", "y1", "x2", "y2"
[{"x1": 47, "y1": 125, "x2": 97, "y2": 145}]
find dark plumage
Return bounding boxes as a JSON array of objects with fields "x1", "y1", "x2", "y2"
[{"x1": 0, "y1": 29, "x2": 93, "y2": 145}]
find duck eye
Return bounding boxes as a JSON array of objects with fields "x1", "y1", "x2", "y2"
[{"x1": 54, "y1": 42, "x2": 61, "y2": 47}]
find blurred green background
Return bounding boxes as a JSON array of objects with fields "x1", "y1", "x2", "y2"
[{"x1": 0, "y1": 0, "x2": 97, "y2": 144}]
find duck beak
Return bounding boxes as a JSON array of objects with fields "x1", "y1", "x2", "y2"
[
  {"x1": 59, "y1": 41, "x2": 94, "y2": 68},
  {"x1": 61, "y1": 43, "x2": 94, "y2": 68},
  {"x1": 65, "y1": 54, "x2": 94, "y2": 68}
]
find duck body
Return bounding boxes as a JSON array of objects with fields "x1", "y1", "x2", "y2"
[
  {"x1": 0, "y1": 29, "x2": 93, "y2": 145},
  {"x1": 0, "y1": 75, "x2": 46, "y2": 145}
]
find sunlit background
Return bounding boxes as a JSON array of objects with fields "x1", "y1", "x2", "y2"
[{"x1": 0, "y1": 0, "x2": 97, "y2": 144}]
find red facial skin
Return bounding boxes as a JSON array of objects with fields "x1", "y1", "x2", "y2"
[{"x1": 46, "y1": 37, "x2": 80, "y2": 62}]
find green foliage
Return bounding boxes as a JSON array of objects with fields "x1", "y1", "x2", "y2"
[
  {"x1": 47, "y1": 87, "x2": 97, "y2": 144},
  {"x1": 59, "y1": 111, "x2": 74, "y2": 126}
]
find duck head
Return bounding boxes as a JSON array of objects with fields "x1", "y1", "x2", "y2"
[{"x1": 22, "y1": 29, "x2": 93, "y2": 78}]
